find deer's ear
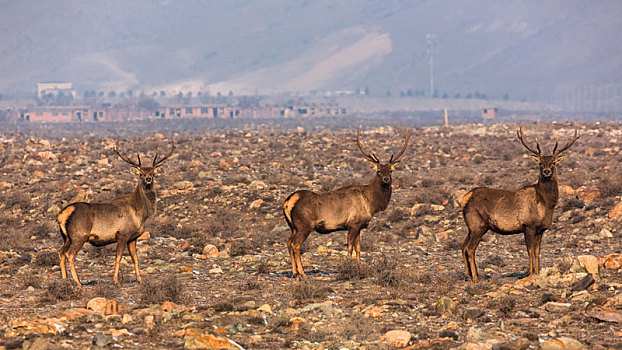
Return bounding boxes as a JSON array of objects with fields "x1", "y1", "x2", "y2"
[
  {"x1": 554, "y1": 154, "x2": 566, "y2": 164},
  {"x1": 130, "y1": 167, "x2": 141, "y2": 175},
  {"x1": 390, "y1": 161, "x2": 401, "y2": 171},
  {"x1": 529, "y1": 155, "x2": 540, "y2": 164},
  {"x1": 367, "y1": 160, "x2": 379, "y2": 170}
]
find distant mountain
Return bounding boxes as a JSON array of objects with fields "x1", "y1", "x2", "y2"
[{"x1": 0, "y1": 0, "x2": 620, "y2": 101}]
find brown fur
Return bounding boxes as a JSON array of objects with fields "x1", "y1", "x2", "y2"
[
  {"x1": 57, "y1": 141, "x2": 174, "y2": 286},
  {"x1": 283, "y1": 126, "x2": 408, "y2": 277},
  {"x1": 461, "y1": 124, "x2": 578, "y2": 281}
]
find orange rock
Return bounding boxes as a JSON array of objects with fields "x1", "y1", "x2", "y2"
[
  {"x1": 87, "y1": 297, "x2": 126, "y2": 315},
  {"x1": 59, "y1": 308, "x2": 93, "y2": 321},
  {"x1": 577, "y1": 186, "x2": 600, "y2": 201},
  {"x1": 34, "y1": 171, "x2": 45, "y2": 179},
  {"x1": 218, "y1": 160, "x2": 229, "y2": 170},
  {"x1": 203, "y1": 244, "x2": 219, "y2": 257},
  {"x1": 138, "y1": 231, "x2": 151, "y2": 240},
  {"x1": 250, "y1": 198, "x2": 263, "y2": 209},
  {"x1": 600, "y1": 254, "x2": 622, "y2": 269},
  {"x1": 559, "y1": 184, "x2": 576, "y2": 196},
  {"x1": 609, "y1": 202, "x2": 622, "y2": 219},
  {"x1": 184, "y1": 328, "x2": 236, "y2": 349},
  {"x1": 161, "y1": 301, "x2": 181, "y2": 313},
  {"x1": 382, "y1": 330, "x2": 412, "y2": 347}
]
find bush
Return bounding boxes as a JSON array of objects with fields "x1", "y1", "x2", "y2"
[
  {"x1": 140, "y1": 275, "x2": 186, "y2": 305},
  {"x1": 33, "y1": 251, "x2": 58, "y2": 267},
  {"x1": 289, "y1": 279, "x2": 332, "y2": 304},
  {"x1": 45, "y1": 279, "x2": 80, "y2": 302}
]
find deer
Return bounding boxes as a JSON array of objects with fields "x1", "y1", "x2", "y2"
[
  {"x1": 461, "y1": 123, "x2": 579, "y2": 282},
  {"x1": 57, "y1": 140, "x2": 175, "y2": 286},
  {"x1": 282, "y1": 125, "x2": 409, "y2": 277}
]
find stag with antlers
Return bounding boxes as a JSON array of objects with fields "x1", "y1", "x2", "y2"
[
  {"x1": 461, "y1": 124, "x2": 579, "y2": 281},
  {"x1": 282, "y1": 125, "x2": 409, "y2": 277},
  {"x1": 57, "y1": 140, "x2": 175, "y2": 286}
]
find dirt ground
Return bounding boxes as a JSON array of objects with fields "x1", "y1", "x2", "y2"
[{"x1": 0, "y1": 117, "x2": 621, "y2": 349}]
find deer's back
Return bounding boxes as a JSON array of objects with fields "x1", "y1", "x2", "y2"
[
  {"x1": 61, "y1": 201, "x2": 144, "y2": 245},
  {"x1": 463, "y1": 186, "x2": 546, "y2": 234},
  {"x1": 289, "y1": 187, "x2": 374, "y2": 231}
]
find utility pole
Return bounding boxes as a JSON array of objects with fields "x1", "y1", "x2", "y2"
[{"x1": 426, "y1": 33, "x2": 435, "y2": 97}]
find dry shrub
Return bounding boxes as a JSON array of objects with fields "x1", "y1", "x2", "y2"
[
  {"x1": 45, "y1": 279, "x2": 80, "y2": 302},
  {"x1": 488, "y1": 296, "x2": 516, "y2": 318},
  {"x1": 336, "y1": 259, "x2": 372, "y2": 281},
  {"x1": 370, "y1": 253, "x2": 414, "y2": 289},
  {"x1": 229, "y1": 239, "x2": 254, "y2": 257},
  {"x1": 33, "y1": 251, "x2": 58, "y2": 267},
  {"x1": 289, "y1": 279, "x2": 332, "y2": 304},
  {"x1": 412, "y1": 187, "x2": 450, "y2": 205},
  {"x1": 139, "y1": 275, "x2": 187, "y2": 305},
  {"x1": 87, "y1": 282, "x2": 120, "y2": 300},
  {"x1": 562, "y1": 197, "x2": 585, "y2": 212},
  {"x1": 19, "y1": 275, "x2": 42, "y2": 289},
  {"x1": 598, "y1": 174, "x2": 622, "y2": 199}
]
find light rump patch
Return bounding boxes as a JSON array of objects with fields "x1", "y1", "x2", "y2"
[
  {"x1": 57, "y1": 206, "x2": 75, "y2": 227},
  {"x1": 283, "y1": 193, "x2": 300, "y2": 224},
  {"x1": 460, "y1": 191, "x2": 473, "y2": 209}
]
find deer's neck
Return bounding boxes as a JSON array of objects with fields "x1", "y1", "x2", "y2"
[
  {"x1": 368, "y1": 176, "x2": 392, "y2": 214},
  {"x1": 536, "y1": 175, "x2": 558, "y2": 209},
  {"x1": 133, "y1": 183, "x2": 157, "y2": 219}
]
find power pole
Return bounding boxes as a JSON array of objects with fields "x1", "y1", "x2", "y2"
[{"x1": 426, "y1": 33, "x2": 435, "y2": 97}]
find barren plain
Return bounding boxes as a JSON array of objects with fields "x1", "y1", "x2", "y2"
[{"x1": 0, "y1": 117, "x2": 621, "y2": 349}]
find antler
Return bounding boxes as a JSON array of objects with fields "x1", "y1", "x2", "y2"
[
  {"x1": 153, "y1": 140, "x2": 176, "y2": 168},
  {"x1": 389, "y1": 124, "x2": 409, "y2": 164},
  {"x1": 113, "y1": 141, "x2": 141, "y2": 168},
  {"x1": 553, "y1": 124, "x2": 579, "y2": 156},
  {"x1": 356, "y1": 126, "x2": 380, "y2": 164},
  {"x1": 517, "y1": 123, "x2": 541, "y2": 156}
]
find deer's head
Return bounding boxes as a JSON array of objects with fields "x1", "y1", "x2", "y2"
[
  {"x1": 517, "y1": 123, "x2": 579, "y2": 180},
  {"x1": 356, "y1": 124, "x2": 409, "y2": 186},
  {"x1": 114, "y1": 140, "x2": 176, "y2": 189}
]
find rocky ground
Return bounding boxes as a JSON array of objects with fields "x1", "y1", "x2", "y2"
[{"x1": 0, "y1": 118, "x2": 621, "y2": 349}]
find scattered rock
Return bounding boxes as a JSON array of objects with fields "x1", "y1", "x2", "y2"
[
  {"x1": 249, "y1": 180, "x2": 268, "y2": 190},
  {"x1": 544, "y1": 302, "x2": 572, "y2": 313},
  {"x1": 540, "y1": 336, "x2": 586, "y2": 350},
  {"x1": 184, "y1": 328, "x2": 236, "y2": 349},
  {"x1": 93, "y1": 333, "x2": 113, "y2": 347},
  {"x1": 577, "y1": 255, "x2": 600, "y2": 280},
  {"x1": 382, "y1": 330, "x2": 411, "y2": 347},
  {"x1": 609, "y1": 202, "x2": 622, "y2": 219},
  {"x1": 203, "y1": 244, "x2": 219, "y2": 257},
  {"x1": 571, "y1": 274, "x2": 595, "y2": 291},
  {"x1": 586, "y1": 307, "x2": 622, "y2": 323},
  {"x1": 598, "y1": 228, "x2": 613, "y2": 238},
  {"x1": 250, "y1": 198, "x2": 263, "y2": 209},
  {"x1": 577, "y1": 186, "x2": 600, "y2": 201},
  {"x1": 87, "y1": 297, "x2": 126, "y2": 315},
  {"x1": 600, "y1": 253, "x2": 622, "y2": 269},
  {"x1": 435, "y1": 297, "x2": 455, "y2": 315},
  {"x1": 21, "y1": 337, "x2": 51, "y2": 350}
]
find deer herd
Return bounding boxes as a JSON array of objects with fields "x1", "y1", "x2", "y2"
[{"x1": 49, "y1": 123, "x2": 580, "y2": 286}]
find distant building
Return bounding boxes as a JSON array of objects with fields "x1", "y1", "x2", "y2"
[
  {"x1": 19, "y1": 106, "x2": 103, "y2": 122},
  {"x1": 37, "y1": 82, "x2": 76, "y2": 99},
  {"x1": 481, "y1": 107, "x2": 498, "y2": 120}
]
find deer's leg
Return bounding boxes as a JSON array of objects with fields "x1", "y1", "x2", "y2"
[
  {"x1": 58, "y1": 237, "x2": 71, "y2": 280},
  {"x1": 354, "y1": 231, "x2": 362, "y2": 261},
  {"x1": 287, "y1": 230, "x2": 298, "y2": 276},
  {"x1": 127, "y1": 239, "x2": 142, "y2": 284},
  {"x1": 466, "y1": 233, "x2": 484, "y2": 282},
  {"x1": 534, "y1": 232, "x2": 544, "y2": 275},
  {"x1": 346, "y1": 226, "x2": 358, "y2": 258},
  {"x1": 462, "y1": 220, "x2": 486, "y2": 282},
  {"x1": 291, "y1": 226, "x2": 312, "y2": 277},
  {"x1": 66, "y1": 239, "x2": 87, "y2": 286},
  {"x1": 113, "y1": 240, "x2": 128, "y2": 285},
  {"x1": 524, "y1": 229, "x2": 536, "y2": 278}
]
